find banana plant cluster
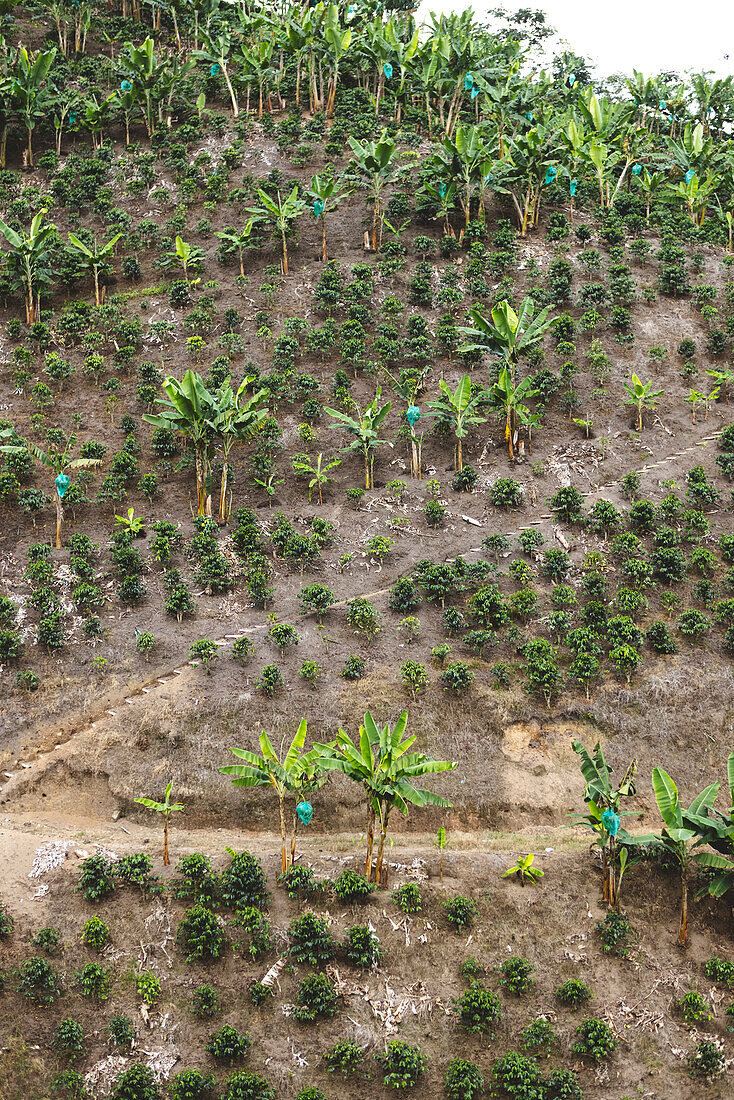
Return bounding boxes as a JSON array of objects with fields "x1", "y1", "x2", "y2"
[
  {"x1": 221, "y1": 712, "x2": 455, "y2": 884},
  {"x1": 143, "y1": 369, "x2": 268, "y2": 522},
  {"x1": 3, "y1": 5, "x2": 734, "y2": 238}
]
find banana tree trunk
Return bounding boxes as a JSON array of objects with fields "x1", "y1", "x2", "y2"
[
  {"x1": 55, "y1": 491, "x2": 64, "y2": 549},
  {"x1": 281, "y1": 230, "x2": 288, "y2": 275},
  {"x1": 364, "y1": 805, "x2": 376, "y2": 880},
  {"x1": 290, "y1": 811, "x2": 299, "y2": 868},
  {"x1": 163, "y1": 818, "x2": 169, "y2": 866},
  {"x1": 195, "y1": 448, "x2": 206, "y2": 516},
  {"x1": 222, "y1": 64, "x2": 239, "y2": 117},
  {"x1": 320, "y1": 217, "x2": 327, "y2": 262},
  {"x1": 279, "y1": 794, "x2": 287, "y2": 875},
  {"x1": 218, "y1": 461, "x2": 229, "y2": 524},
  {"x1": 374, "y1": 809, "x2": 391, "y2": 885},
  {"x1": 678, "y1": 864, "x2": 688, "y2": 947}
]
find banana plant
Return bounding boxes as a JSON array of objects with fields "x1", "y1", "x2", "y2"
[
  {"x1": 208, "y1": 378, "x2": 268, "y2": 523},
  {"x1": 667, "y1": 170, "x2": 719, "y2": 227},
  {"x1": 634, "y1": 168, "x2": 667, "y2": 224},
  {"x1": 686, "y1": 386, "x2": 719, "y2": 423},
  {"x1": 247, "y1": 185, "x2": 308, "y2": 276},
  {"x1": 569, "y1": 740, "x2": 638, "y2": 908},
  {"x1": 323, "y1": 3, "x2": 352, "y2": 117},
  {"x1": 215, "y1": 220, "x2": 255, "y2": 278},
  {"x1": 626, "y1": 769, "x2": 732, "y2": 947},
  {"x1": 667, "y1": 120, "x2": 717, "y2": 177},
  {"x1": 421, "y1": 179, "x2": 459, "y2": 236},
  {"x1": 193, "y1": 31, "x2": 239, "y2": 116},
  {"x1": 11, "y1": 46, "x2": 56, "y2": 167},
  {"x1": 220, "y1": 720, "x2": 325, "y2": 873},
  {"x1": 292, "y1": 452, "x2": 341, "y2": 505},
  {"x1": 67, "y1": 232, "x2": 121, "y2": 307},
  {"x1": 489, "y1": 367, "x2": 539, "y2": 460},
  {"x1": 706, "y1": 367, "x2": 734, "y2": 403},
  {"x1": 306, "y1": 173, "x2": 353, "y2": 262},
  {"x1": 143, "y1": 370, "x2": 217, "y2": 516},
  {"x1": 325, "y1": 388, "x2": 392, "y2": 490},
  {"x1": 0, "y1": 431, "x2": 100, "y2": 548},
  {"x1": 236, "y1": 37, "x2": 275, "y2": 118},
  {"x1": 494, "y1": 124, "x2": 552, "y2": 235},
  {"x1": 622, "y1": 373, "x2": 665, "y2": 431},
  {"x1": 161, "y1": 236, "x2": 204, "y2": 285},
  {"x1": 459, "y1": 297, "x2": 552, "y2": 382},
  {"x1": 683, "y1": 753, "x2": 734, "y2": 901},
  {"x1": 134, "y1": 781, "x2": 184, "y2": 866},
  {"x1": 430, "y1": 123, "x2": 493, "y2": 228},
  {"x1": 117, "y1": 37, "x2": 167, "y2": 137},
  {"x1": 348, "y1": 129, "x2": 403, "y2": 250},
  {"x1": 383, "y1": 15, "x2": 420, "y2": 123},
  {"x1": 0, "y1": 212, "x2": 56, "y2": 324},
  {"x1": 313, "y1": 710, "x2": 455, "y2": 884},
  {"x1": 426, "y1": 375, "x2": 487, "y2": 471},
  {"x1": 503, "y1": 852, "x2": 543, "y2": 886}
]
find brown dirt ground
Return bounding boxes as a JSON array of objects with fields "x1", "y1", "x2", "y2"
[{"x1": 0, "y1": 816, "x2": 733, "y2": 1100}]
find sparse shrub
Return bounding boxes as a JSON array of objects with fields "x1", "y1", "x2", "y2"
[
  {"x1": 392, "y1": 882, "x2": 421, "y2": 914},
  {"x1": 110, "y1": 1064, "x2": 160, "y2": 1100},
  {"x1": 78, "y1": 854, "x2": 115, "y2": 902},
  {"x1": 677, "y1": 990, "x2": 711, "y2": 1024},
  {"x1": 33, "y1": 926, "x2": 60, "y2": 954},
  {"x1": 176, "y1": 905, "x2": 224, "y2": 962},
  {"x1": 544, "y1": 1069, "x2": 583, "y2": 1099},
  {"x1": 520, "y1": 1017, "x2": 557, "y2": 1052},
  {"x1": 571, "y1": 1017, "x2": 618, "y2": 1061},
  {"x1": 333, "y1": 869, "x2": 376, "y2": 904},
  {"x1": 341, "y1": 654, "x2": 365, "y2": 680},
  {"x1": 222, "y1": 1073, "x2": 275, "y2": 1100},
  {"x1": 293, "y1": 972, "x2": 338, "y2": 1022},
  {"x1": 344, "y1": 925, "x2": 381, "y2": 968},
  {"x1": 444, "y1": 895, "x2": 478, "y2": 929},
  {"x1": 596, "y1": 909, "x2": 633, "y2": 956},
  {"x1": 492, "y1": 1051, "x2": 543, "y2": 1097},
  {"x1": 53, "y1": 1018, "x2": 85, "y2": 1061},
  {"x1": 191, "y1": 984, "x2": 221, "y2": 1019},
  {"x1": 440, "y1": 661, "x2": 474, "y2": 692},
  {"x1": 256, "y1": 664, "x2": 284, "y2": 695},
  {"x1": 81, "y1": 916, "x2": 110, "y2": 952},
  {"x1": 324, "y1": 1039, "x2": 365, "y2": 1075},
  {"x1": 375, "y1": 1040, "x2": 425, "y2": 1089},
  {"x1": 556, "y1": 978, "x2": 593, "y2": 1006},
  {"x1": 688, "y1": 1039, "x2": 725, "y2": 1078},
  {"x1": 288, "y1": 911, "x2": 335, "y2": 965},
  {"x1": 455, "y1": 982, "x2": 501, "y2": 1035},
  {"x1": 445, "y1": 1058, "x2": 484, "y2": 1100},
  {"x1": 136, "y1": 970, "x2": 161, "y2": 1005},
  {"x1": 704, "y1": 956, "x2": 734, "y2": 988},
  {"x1": 0, "y1": 906, "x2": 15, "y2": 938},
  {"x1": 75, "y1": 962, "x2": 111, "y2": 1001},
  {"x1": 168, "y1": 1070, "x2": 216, "y2": 1100},
  {"x1": 109, "y1": 1014, "x2": 136, "y2": 1049},
  {"x1": 220, "y1": 850, "x2": 268, "y2": 908},
  {"x1": 206, "y1": 1023, "x2": 252, "y2": 1063},
  {"x1": 18, "y1": 955, "x2": 59, "y2": 1004},
  {"x1": 279, "y1": 865, "x2": 317, "y2": 899},
  {"x1": 498, "y1": 955, "x2": 535, "y2": 995}
]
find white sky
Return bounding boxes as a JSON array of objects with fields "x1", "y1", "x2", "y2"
[{"x1": 415, "y1": 0, "x2": 734, "y2": 79}]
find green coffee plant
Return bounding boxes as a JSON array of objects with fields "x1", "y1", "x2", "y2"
[{"x1": 454, "y1": 982, "x2": 501, "y2": 1035}]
